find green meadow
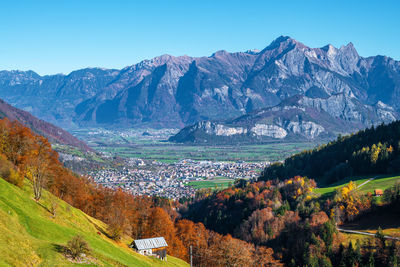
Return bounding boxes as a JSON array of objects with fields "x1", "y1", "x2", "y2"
[
  {"x1": 187, "y1": 177, "x2": 234, "y2": 189},
  {"x1": 315, "y1": 174, "x2": 400, "y2": 198},
  {"x1": 96, "y1": 142, "x2": 316, "y2": 163}
]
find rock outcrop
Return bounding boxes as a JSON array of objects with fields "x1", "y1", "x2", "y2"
[{"x1": 169, "y1": 94, "x2": 399, "y2": 143}]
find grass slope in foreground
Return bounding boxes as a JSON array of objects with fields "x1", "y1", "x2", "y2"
[{"x1": 0, "y1": 178, "x2": 188, "y2": 267}]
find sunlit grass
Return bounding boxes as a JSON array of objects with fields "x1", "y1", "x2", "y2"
[{"x1": 314, "y1": 174, "x2": 400, "y2": 198}]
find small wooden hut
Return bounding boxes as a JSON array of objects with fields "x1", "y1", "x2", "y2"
[
  {"x1": 130, "y1": 237, "x2": 168, "y2": 260},
  {"x1": 374, "y1": 189, "x2": 383, "y2": 196}
]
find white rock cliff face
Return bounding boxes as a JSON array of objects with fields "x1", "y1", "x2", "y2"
[
  {"x1": 213, "y1": 124, "x2": 247, "y2": 136},
  {"x1": 200, "y1": 121, "x2": 247, "y2": 136},
  {"x1": 250, "y1": 124, "x2": 288, "y2": 139},
  {"x1": 286, "y1": 121, "x2": 325, "y2": 139},
  {"x1": 194, "y1": 121, "x2": 323, "y2": 140}
]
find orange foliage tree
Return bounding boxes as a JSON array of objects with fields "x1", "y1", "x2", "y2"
[{"x1": 332, "y1": 181, "x2": 371, "y2": 222}]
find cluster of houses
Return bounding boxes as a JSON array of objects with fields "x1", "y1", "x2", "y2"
[
  {"x1": 88, "y1": 167, "x2": 196, "y2": 199},
  {"x1": 174, "y1": 159, "x2": 269, "y2": 180},
  {"x1": 88, "y1": 159, "x2": 269, "y2": 199}
]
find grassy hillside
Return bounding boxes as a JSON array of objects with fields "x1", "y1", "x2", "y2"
[
  {"x1": 315, "y1": 174, "x2": 400, "y2": 198},
  {"x1": 358, "y1": 175, "x2": 400, "y2": 193},
  {"x1": 0, "y1": 178, "x2": 188, "y2": 267}
]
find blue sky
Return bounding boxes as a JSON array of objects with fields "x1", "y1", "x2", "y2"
[{"x1": 1, "y1": 0, "x2": 399, "y2": 75}]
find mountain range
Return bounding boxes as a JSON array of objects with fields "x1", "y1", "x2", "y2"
[{"x1": 0, "y1": 36, "x2": 400, "y2": 141}]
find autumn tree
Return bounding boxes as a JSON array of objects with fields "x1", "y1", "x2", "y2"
[
  {"x1": 332, "y1": 181, "x2": 371, "y2": 222},
  {"x1": 49, "y1": 196, "x2": 58, "y2": 218},
  {"x1": 254, "y1": 246, "x2": 283, "y2": 267},
  {"x1": 280, "y1": 176, "x2": 316, "y2": 205},
  {"x1": 0, "y1": 153, "x2": 23, "y2": 187},
  {"x1": 23, "y1": 136, "x2": 56, "y2": 201},
  {"x1": 0, "y1": 119, "x2": 33, "y2": 167},
  {"x1": 175, "y1": 219, "x2": 209, "y2": 263},
  {"x1": 203, "y1": 233, "x2": 255, "y2": 267},
  {"x1": 130, "y1": 196, "x2": 152, "y2": 239},
  {"x1": 146, "y1": 207, "x2": 186, "y2": 259}
]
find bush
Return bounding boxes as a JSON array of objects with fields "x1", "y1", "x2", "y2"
[
  {"x1": 0, "y1": 154, "x2": 23, "y2": 187},
  {"x1": 65, "y1": 235, "x2": 91, "y2": 259}
]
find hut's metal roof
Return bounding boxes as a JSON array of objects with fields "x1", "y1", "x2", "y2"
[{"x1": 133, "y1": 237, "x2": 168, "y2": 250}]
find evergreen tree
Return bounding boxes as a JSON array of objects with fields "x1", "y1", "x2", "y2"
[
  {"x1": 355, "y1": 239, "x2": 362, "y2": 263},
  {"x1": 346, "y1": 241, "x2": 356, "y2": 267},
  {"x1": 366, "y1": 252, "x2": 375, "y2": 267},
  {"x1": 375, "y1": 227, "x2": 386, "y2": 250},
  {"x1": 336, "y1": 243, "x2": 346, "y2": 267},
  {"x1": 389, "y1": 241, "x2": 398, "y2": 267}
]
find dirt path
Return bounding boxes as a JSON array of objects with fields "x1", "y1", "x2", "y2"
[
  {"x1": 357, "y1": 176, "x2": 378, "y2": 189},
  {"x1": 338, "y1": 228, "x2": 400, "y2": 240}
]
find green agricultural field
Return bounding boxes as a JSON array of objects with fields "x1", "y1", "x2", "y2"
[
  {"x1": 72, "y1": 127, "x2": 318, "y2": 163},
  {"x1": 187, "y1": 177, "x2": 234, "y2": 189},
  {"x1": 358, "y1": 175, "x2": 400, "y2": 194},
  {"x1": 314, "y1": 177, "x2": 371, "y2": 196},
  {"x1": 0, "y1": 178, "x2": 188, "y2": 267},
  {"x1": 96, "y1": 142, "x2": 316, "y2": 163},
  {"x1": 315, "y1": 174, "x2": 400, "y2": 198}
]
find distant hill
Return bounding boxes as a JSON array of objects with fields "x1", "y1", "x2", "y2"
[
  {"x1": 1, "y1": 36, "x2": 400, "y2": 130},
  {"x1": 0, "y1": 98, "x2": 89, "y2": 150},
  {"x1": 169, "y1": 94, "x2": 399, "y2": 143}
]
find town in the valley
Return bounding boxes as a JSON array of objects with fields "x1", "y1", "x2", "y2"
[{"x1": 86, "y1": 158, "x2": 270, "y2": 199}]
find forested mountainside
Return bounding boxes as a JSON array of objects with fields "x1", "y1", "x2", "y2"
[
  {"x1": 0, "y1": 98, "x2": 89, "y2": 150},
  {"x1": 1, "y1": 36, "x2": 400, "y2": 131},
  {"x1": 0, "y1": 118, "x2": 282, "y2": 266},
  {"x1": 260, "y1": 120, "x2": 400, "y2": 185}
]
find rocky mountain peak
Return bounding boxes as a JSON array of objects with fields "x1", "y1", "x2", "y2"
[
  {"x1": 269, "y1": 35, "x2": 297, "y2": 45},
  {"x1": 211, "y1": 50, "x2": 229, "y2": 57},
  {"x1": 339, "y1": 42, "x2": 359, "y2": 58},
  {"x1": 262, "y1": 35, "x2": 302, "y2": 53},
  {"x1": 321, "y1": 44, "x2": 338, "y2": 56},
  {"x1": 244, "y1": 49, "x2": 261, "y2": 55}
]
